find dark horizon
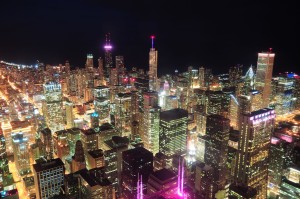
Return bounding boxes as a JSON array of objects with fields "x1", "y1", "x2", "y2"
[{"x1": 0, "y1": 0, "x2": 299, "y2": 76}]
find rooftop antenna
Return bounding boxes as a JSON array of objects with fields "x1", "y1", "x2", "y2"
[
  {"x1": 269, "y1": 47, "x2": 273, "y2": 53},
  {"x1": 150, "y1": 35, "x2": 155, "y2": 49}
]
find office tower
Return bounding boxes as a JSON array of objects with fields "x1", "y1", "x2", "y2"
[
  {"x1": 255, "y1": 50, "x2": 275, "y2": 108},
  {"x1": 115, "y1": 55, "x2": 125, "y2": 78},
  {"x1": 268, "y1": 137, "x2": 286, "y2": 197},
  {"x1": 195, "y1": 162, "x2": 214, "y2": 198},
  {"x1": 114, "y1": 93, "x2": 131, "y2": 137},
  {"x1": 98, "y1": 57, "x2": 105, "y2": 86},
  {"x1": 65, "y1": 101, "x2": 74, "y2": 129},
  {"x1": 86, "y1": 149, "x2": 105, "y2": 169},
  {"x1": 67, "y1": 128, "x2": 81, "y2": 155},
  {"x1": 109, "y1": 68, "x2": 118, "y2": 86},
  {"x1": 86, "y1": 53, "x2": 94, "y2": 71},
  {"x1": 103, "y1": 136, "x2": 129, "y2": 196},
  {"x1": 81, "y1": 128, "x2": 98, "y2": 152},
  {"x1": 0, "y1": 132, "x2": 9, "y2": 191},
  {"x1": 198, "y1": 114, "x2": 230, "y2": 198},
  {"x1": 207, "y1": 90, "x2": 223, "y2": 115},
  {"x1": 279, "y1": 167, "x2": 300, "y2": 198},
  {"x1": 294, "y1": 77, "x2": 300, "y2": 109},
  {"x1": 199, "y1": 66, "x2": 205, "y2": 88},
  {"x1": 12, "y1": 132, "x2": 30, "y2": 176},
  {"x1": 53, "y1": 130, "x2": 69, "y2": 162},
  {"x1": 229, "y1": 94, "x2": 239, "y2": 129},
  {"x1": 104, "y1": 33, "x2": 113, "y2": 78},
  {"x1": 75, "y1": 168, "x2": 116, "y2": 199},
  {"x1": 42, "y1": 82, "x2": 64, "y2": 132},
  {"x1": 249, "y1": 90, "x2": 263, "y2": 112},
  {"x1": 71, "y1": 140, "x2": 86, "y2": 173},
  {"x1": 122, "y1": 147, "x2": 153, "y2": 199},
  {"x1": 130, "y1": 91, "x2": 139, "y2": 119},
  {"x1": 272, "y1": 77, "x2": 294, "y2": 115},
  {"x1": 65, "y1": 60, "x2": 70, "y2": 73},
  {"x1": 204, "y1": 68, "x2": 213, "y2": 88},
  {"x1": 33, "y1": 158, "x2": 65, "y2": 199},
  {"x1": 40, "y1": 128, "x2": 53, "y2": 160},
  {"x1": 159, "y1": 108, "x2": 188, "y2": 157},
  {"x1": 97, "y1": 123, "x2": 119, "y2": 149},
  {"x1": 149, "y1": 35, "x2": 158, "y2": 91},
  {"x1": 90, "y1": 112, "x2": 99, "y2": 128},
  {"x1": 242, "y1": 65, "x2": 255, "y2": 95},
  {"x1": 229, "y1": 184, "x2": 257, "y2": 199},
  {"x1": 165, "y1": 95, "x2": 178, "y2": 111},
  {"x1": 142, "y1": 91, "x2": 160, "y2": 155},
  {"x1": 153, "y1": 152, "x2": 168, "y2": 171},
  {"x1": 130, "y1": 91, "x2": 140, "y2": 140},
  {"x1": 229, "y1": 64, "x2": 243, "y2": 87},
  {"x1": 94, "y1": 86, "x2": 110, "y2": 122},
  {"x1": 234, "y1": 108, "x2": 275, "y2": 198}
]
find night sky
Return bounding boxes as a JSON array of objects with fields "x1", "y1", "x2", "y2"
[{"x1": 0, "y1": 0, "x2": 299, "y2": 76}]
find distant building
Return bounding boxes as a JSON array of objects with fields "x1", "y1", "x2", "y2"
[
  {"x1": 255, "y1": 51, "x2": 275, "y2": 108},
  {"x1": 93, "y1": 86, "x2": 110, "y2": 122},
  {"x1": 42, "y1": 82, "x2": 64, "y2": 132}
]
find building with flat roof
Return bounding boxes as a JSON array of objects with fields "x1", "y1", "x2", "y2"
[{"x1": 33, "y1": 158, "x2": 65, "y2": 199}]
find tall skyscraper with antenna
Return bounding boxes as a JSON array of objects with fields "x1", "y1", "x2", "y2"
[
  {"x1": 104, "y1": 33, "x2": 113, "y2": 78},
  {"x1": 255, "y1": 49, "x2": 275, "y2": 108},
  {"x1": 149, "y1": 35, "x2": 158, "y2": 91}
]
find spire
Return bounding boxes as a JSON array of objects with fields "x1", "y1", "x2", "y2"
[
  {"x1": 150, "y1": 35, "x2": 155, "y2": 49},
  {"x1": 137, "y1": 173, "x2": 143, "y2": 199},
  {"x1": 104, "y1": 33, "x2": 112, "y2": 50},
  {"x1": 177, "y1": 158, "x2": 184, "y2": 196}
]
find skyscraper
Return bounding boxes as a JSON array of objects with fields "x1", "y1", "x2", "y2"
[
  {"x1": 104, "y1": 33, "x2": 113, "y2": 78},
  {"x1": 40, "y1": 128, "x2": 53, "y2": 160},
  {"x1": 85, "y1": 53, "x2": 94, "y2": 71},
  {"x1": 255, "y1": 50, "x2": 275, "y2": 108},
  {"x1": 200, "y1": 114, "x2": 230, "y2": 198},
  {"x1": 121, "y1": 147, "x2": 153, "y2": 199},
  {"x1": 71, "y1": 140, "x2": 86, "y2": 173},
  {"x1": 159, "y1": 108, "x2": 188, "y2": 157},
  {"x1": 42, "y1": 82, "x2": 64, "y2": 132},
  {"x1": 33, "y1": 158, "x2": 65, "y2": 199},
  {"x1": 94, "y1": 86, "x2": 110, "y2": 122},
  {"x1": 65, "y1": 101, "x2": 74, "y2": 129},
  {"x1": 142, "y1": 91, "x2": 160, "y2": 155},
  {"x1": 149, "y1": 35, "x2": 158, "y2": 91},
  {"x1": 12, "y1": 132, "x2": 30, "y2": 176},
  {"x1": 234, "y1": 108, "x2": 275, "y2": 198}
]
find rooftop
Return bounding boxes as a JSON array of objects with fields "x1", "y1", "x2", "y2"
[
  {"x1": 151, "y1": 168, "x2": 176, "y2": 182},
  {"x1": 88, "y1": 149, "x2": 104, "y2": 158},
  {"x1": 76, "y1": 168, "x2": 111, "y2": 187},
  {"x1": 229, "y1": 184, "x2": 257, "y2": 198},
  {"x1": 160, "y1": 108, "x2": 188, "y2": 122},
  {"x1": 33, "y1": 158, "x2": 64, "y2": 173}
]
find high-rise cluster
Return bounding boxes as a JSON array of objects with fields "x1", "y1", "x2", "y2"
[{"x1": 1, "y1": 38, "x2": 300, "y2": 199}]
